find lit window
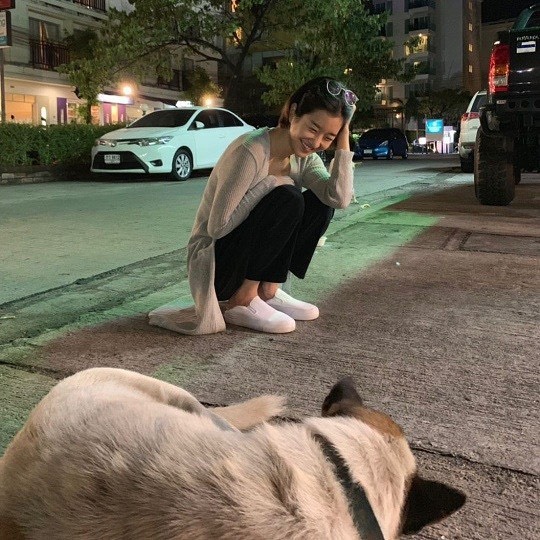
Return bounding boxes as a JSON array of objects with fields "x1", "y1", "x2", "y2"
[
  {"x1": 469, "y1": 23, "x2": 473, "y2": 31},
  {"x1": 469, "y1": 65, "x2": 473, "y2": 73},
  {"x1": 469, "y1": 43, "x2": 473, "y2": 52}
]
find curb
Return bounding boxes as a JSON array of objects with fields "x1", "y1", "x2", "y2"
[{"x1": 0, "y1": 165, "x2": 93, "y2": 185}]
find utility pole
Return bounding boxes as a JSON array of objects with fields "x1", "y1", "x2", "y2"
[
  {"x1": 0, "y1": 1, "x2": 15, "y2": 123},
  {"x1": 0, "y1": 48, "x2": 5, "y2": 123}
]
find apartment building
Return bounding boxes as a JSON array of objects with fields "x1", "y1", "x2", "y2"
[
  {"x1": 0, "y1": 0, "x2": 216, "y2": 125},
  {"x1": 372, "y1": 0, "x2": 482, "y2": 128}
]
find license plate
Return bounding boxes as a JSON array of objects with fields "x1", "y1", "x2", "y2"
[
  {"x1": 363, "y1": 149, "x2": 372, "y2": 155},
  {"x1": 104, "y1": 154, "x2": 121, "y2": 164}
]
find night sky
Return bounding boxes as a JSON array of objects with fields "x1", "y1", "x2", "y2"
[{"x1": 481, "y1": 0, "x2": 536, "y2": 23}]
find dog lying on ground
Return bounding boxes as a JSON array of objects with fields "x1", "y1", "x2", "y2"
[{"x1": 0, "y1": 368, "x2": 465, "y2": 539}]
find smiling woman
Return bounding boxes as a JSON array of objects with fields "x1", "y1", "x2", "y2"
[{"x1": 149, "y1": 77, "x2": 357, "y2": 335}]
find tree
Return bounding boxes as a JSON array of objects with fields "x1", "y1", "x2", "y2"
[
  {"x1": 417, "y1": 88, "x2": 472, "y2": 127},
  {"x1": 180, "y1": 66, "x2": 222, "y2": 106},
  {"x1": 59, "y1": 0, "x2": 413, "y2": 114},
  {"x1": 64, "y1": 0, "x2": 299, "y2": 110},
  {"x1": 58, "y1": 29, "x2": 119, "y2": 124},
  {"x1": 256, "y1": 0, "x2": 415, "y2": 112}
]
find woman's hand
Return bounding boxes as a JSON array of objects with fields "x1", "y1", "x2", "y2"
[{"x1": 335, "y1": 105, "x2": 356, "y2": 151}]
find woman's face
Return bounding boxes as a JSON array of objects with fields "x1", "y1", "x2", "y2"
[{"x1": 288, "y1": 108, "x2": 344, "y2": 157}]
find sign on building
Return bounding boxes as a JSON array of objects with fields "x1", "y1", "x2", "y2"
[
  {"x1": 425, "y1": 118, "x2": 444, "y2": 141},
  {"x1": 0, "y1": 1, "x2": 16, "y2": 10},
  {"x1": 0, "y1": 10, "x2": 13, "y2": 48}
]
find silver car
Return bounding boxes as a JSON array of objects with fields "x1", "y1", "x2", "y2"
[
  {"x1": 457, "y1": 90, "x2": 486, "y2": 173},
  {"x1": 91, "y1": 107, "x2": 254, "y2": 180}
]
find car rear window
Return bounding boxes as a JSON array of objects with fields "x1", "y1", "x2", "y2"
[
  {"x1": 360, "y1": 129, "x2": 387, "y2": 140},
  {"x1": 470, "y1": 93, "x2": 487, "y2": 112},
  {"x1": 359, "y1": 128, "x2": 404, "y2": 140},
  {"x1": 525, "y1": 10, "x2": 540, "y2": 29},
  {"x1": 128, "y1": 109, "x2": 195, "y2": 128}
]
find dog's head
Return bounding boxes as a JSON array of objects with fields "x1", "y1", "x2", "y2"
[{"x1": 321, "y1": 377, "x2": 466, "y2": 538}]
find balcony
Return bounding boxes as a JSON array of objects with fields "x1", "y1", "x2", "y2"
[
  {"x1": 406, "y1": 18, "x2": 436, "y2": 34},
  {"x1": 407, "y1": 0, "x2": 435, "y2": 11},
  {"x1": 29, "y1": 39, "x2": 70, "y2": 70},
  {"x1": 69, "y1": 0, "x2": 106, "y2": 12}
]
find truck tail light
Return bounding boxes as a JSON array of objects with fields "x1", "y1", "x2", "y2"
[{"x1": 488, "y1": 43, "x2": 509, "y2": 94}]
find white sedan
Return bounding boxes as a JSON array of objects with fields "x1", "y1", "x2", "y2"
[{"x1": 91, "y1": 107, "x2": 254, "y2": 180}]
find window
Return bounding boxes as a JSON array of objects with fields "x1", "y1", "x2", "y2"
[
  {"x1": 194, "y1": 109, "x2": 220, "y2": 128},
  {"x1": 406, "y1": 34, "x2": 429, "y2": 55},
  {"x1": 469, "y1": 43, "x2": 473, "y2": 52},
  {"x1": 217, "y1": 110, "x2": 243, "y2": 127},
  {"x1": 29, "y1": 18, "x2": 60, "y2": 41},
  {"x1": 128, "y1": 109, "x2": 195, "y2": 128},
  {"x1": 469, "y1": 23, "x2": 473, "y2": 31},
  {"x1": 469, "y1": 64, "x2": 473, "y2": 73},
  {"x1": 525, "y1": 10, "x2": 540, "y2": 28}
]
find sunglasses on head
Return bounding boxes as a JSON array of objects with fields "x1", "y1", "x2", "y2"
[{"x1": 326, "y1": 80, "x2": 358, "y2": 106}]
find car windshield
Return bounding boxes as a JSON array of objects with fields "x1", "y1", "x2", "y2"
[{"x1": 128, "y1": 109, "x2": 195, "y2": 128}]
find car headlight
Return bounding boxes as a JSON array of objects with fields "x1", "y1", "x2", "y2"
[
  {"x1": 94, "y1": 139, "x2": 117, "y2": 147},
  {"x1": 377, "y1": 140, "x2": 389, "y2": 147},
  {"x1": 138, "y1": 136, "x2": 173, "y2": 146}
]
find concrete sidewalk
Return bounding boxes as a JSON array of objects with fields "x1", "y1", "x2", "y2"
[{"x1": 1, "y1": 173, "x2": 539, "y2": 539}]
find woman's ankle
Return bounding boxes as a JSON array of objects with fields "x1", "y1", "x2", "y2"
[
  {"x1": 258, "y1": 282, "x2": 279, "y2": 301},
  {"x1": 227, "y1": 280, "x2": 260, "y2": 308}
]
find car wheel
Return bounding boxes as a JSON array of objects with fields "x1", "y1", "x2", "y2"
[
  {"x1": 513, "y1": 162, "x2": 522, "y2": 185},
  {"x1": 474, "y1": 128, "x2": 514, "y2": 205},
  {"x1": 373, "y1": 155, "x2": 378, "y2": 160},
  {"x1": 460, "y1": 155, "x2": 474, "y2": 173},
  {"x1": 172, "y1": 149, "x2": 193, "y2": 181},
  {"x1": 386, "y1": 148, "x2": 394, "y2": 160}
]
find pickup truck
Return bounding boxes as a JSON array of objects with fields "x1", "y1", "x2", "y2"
[{"x1": 475, "y1": 3, "x2": 540, "y2": 205}]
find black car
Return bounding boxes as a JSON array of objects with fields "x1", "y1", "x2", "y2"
[{"x1": 354, "y1": 128, "x2": 408, "y2": 160}]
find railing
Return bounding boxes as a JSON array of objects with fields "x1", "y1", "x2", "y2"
[
  {"x1": 29, "y1": 39, "x2": 70, "y2": 70},
  {"x1": 407, "y1": 0, "x2": 435, "y2": 10},
  {"x1": 406, "y1": 19, "x2": 436, "y2": 32},
  {"x1": 70, "y1": 0, "x2": 106, "y2": 12}
]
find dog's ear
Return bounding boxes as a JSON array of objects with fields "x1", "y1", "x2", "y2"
[
  {"x1": 322, "y1": 377, "x2": 363, "y2": 417},
  {"x1": 401, "y1": 475, "x2": 466, "y2": 535}
]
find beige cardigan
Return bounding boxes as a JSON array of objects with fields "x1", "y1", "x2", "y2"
[{"x1": 149, "y1": 128, "x2": 354, "y2": 335}]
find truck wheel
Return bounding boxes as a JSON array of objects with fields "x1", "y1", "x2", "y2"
[
  {"x1": 460, "y1": 155, "x2": 474, "y2": 173},
  {"x1": 474, "y1": 128, "x2": 515, "y2": 205},
  {"x1": 513, "y1": 163, "x2": 522, "y2": 185},
  {"x1": 171, "y1": 149, "x2": 192, "y2": 181}
]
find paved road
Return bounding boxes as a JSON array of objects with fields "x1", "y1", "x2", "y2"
[
  {"x1": 0, "y1": 155, "x2": 455, "y2": 305},
  {"x1": 1, "y1": 156, "x2": 539, "y2": 539}
]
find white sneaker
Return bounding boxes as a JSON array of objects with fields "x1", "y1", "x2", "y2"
[
  {"x1": 224, "y1": 296, "x2": 296, "y2": 333},
  {"x1": 266, "y1": 289, "x2": 319, "y2": 321}
]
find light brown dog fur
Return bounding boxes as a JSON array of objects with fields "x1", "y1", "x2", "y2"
[{"x1": 0, "y1": 369, "x2": 465, "y2": 539}]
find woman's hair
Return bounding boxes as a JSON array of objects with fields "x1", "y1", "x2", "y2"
[{"x1": 278, "y1": 76, "x2": 354, "y2": 128}]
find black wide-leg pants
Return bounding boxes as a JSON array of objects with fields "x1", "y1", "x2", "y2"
[{"x1": 214, "y1": 185, "x2": 334, "y2": 301}]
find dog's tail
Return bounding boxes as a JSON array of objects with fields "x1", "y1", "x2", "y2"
[{"x1": 212, "y1": 395, "x2": 286, "y2": 430}]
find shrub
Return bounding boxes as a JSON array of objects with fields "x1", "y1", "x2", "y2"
[{"x1": 0, "y1": 123, "x2": 125, "y2": 167}]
